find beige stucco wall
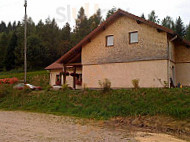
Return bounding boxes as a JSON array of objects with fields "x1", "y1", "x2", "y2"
[
  {"x1": 175, "y1": 45, "x2": 190, "y2": 62},
  {"x1": 176, "y1": 63, "x2": 190, "y2": 86},
  {"x1": 49, "y1": 69, "x2": 63, "y2": 86},
  {"x1": 175, "y1": 45, "x2": 190, "y2": 86},
  {"x1": 82, "y1": 60, "x2": 168, "y2": 88},
  {"x1": 82, "y1": 16, "x2": 168, "y2": 65},
  {"x1": 81, "y1": 15, "x2": 169, "y2": 88}
]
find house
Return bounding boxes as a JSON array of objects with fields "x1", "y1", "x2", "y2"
[{"x1": 45, "y1": 9, "x2": 190, "y2": 89}]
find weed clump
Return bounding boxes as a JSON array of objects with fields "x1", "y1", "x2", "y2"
[
  {"x1": 99, "y1": 78, "x2": 112, "y2": 93},
  {"x1": 132, "y1": 79, "x2": 140, "y2": 89},
  {"x1": 62, "y1": 83, "x2": 70, "y2": 91}
]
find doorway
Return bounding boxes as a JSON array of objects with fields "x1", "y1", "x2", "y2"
[{"x1": 172, "y1": 66, "x2": 176, "y2": 86}]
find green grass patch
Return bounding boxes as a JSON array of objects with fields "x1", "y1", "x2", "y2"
[{"x1": 0, "y1": 86, "x2": 190, "y2": 120}]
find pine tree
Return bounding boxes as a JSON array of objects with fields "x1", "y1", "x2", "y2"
[
  {"x1": 14, "y1": 21, "x2": 24, "y2": 68},
  {"x1": 106, "y1": 7, "x2": 117, "y2": 19},
  {"x1": 4, "y1": 32, "x2": 17, "y2": 70},
  {"x1": 27, "y1": 17, "x2": 36, "y2": 35},
  {"x1": 148, "y1": 10, "x2": 160, "y2": 24},
  {"x1": 7, "y1": 22, "x2": 13, "y2": 32},
  {"x1": 12, "y1": 21, "x2": 17, "y2": 31},
  {"x1": 27, "y1": 34, "x2": 46, "y2": 69},
  {"x1": 36, "y1": 20, "x2": 44, "y2": 32},
  {"x1": 161, "y1": 16, "x2": 174, "y2": 30},
  {"x1": 0, "y1": 21, "x2": 7, "y2": 33},
  {"x1": 141, "y1": 13, "x2": 146, "y2": 19},
  {"x1": 43, "y1": 18, "x2": 60, "y2": 64},
  {"x1": 174, "y1": 16, "x2": 185, "y2": 37},
  {"x1": 185, "y1": 23, "x2": 190, "y2": 41},
  {"x1": 58, "y1": 23, "x2": 72, "y2": 57},
  {"x1": 0, "y1": 33, "x2": 9, "y2": 70},
  {"x1": 89, "y1": 9, "x2": 102, "y2": 31},
  {"x1": 61, "y1": 22, "x2": 71, "y2": 41},
  {"x1": 72, "y1": 7, "x2": 91, "y2": 44}
]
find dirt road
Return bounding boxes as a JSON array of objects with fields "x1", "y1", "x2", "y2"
[{"x1": 0, "y1": 111, "x2": 186, "y2": 142}]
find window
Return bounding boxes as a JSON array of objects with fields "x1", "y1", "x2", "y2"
[
  {"x1": 56, "y1": 75, "x2": 61, "y2": 85},
  {"x1": 76, "y1": 74, "x2": 82, "y2": 86},
  {"x1": 129, "y1": 32, "x2": 138, "y2": 44},
  {"x1": 106, "y1": 35, "x2": 114, "y2": 47},
  {"x1": 56, "y1": 75, "x2": 60, "y2": 82}
]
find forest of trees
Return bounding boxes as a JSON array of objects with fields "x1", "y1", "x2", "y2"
[{"x1": 0, "y1": 7, "x2": 189, "y2": 71}]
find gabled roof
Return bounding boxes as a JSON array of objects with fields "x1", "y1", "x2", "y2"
[
  {"x1": 45, "y1": 61, "x2": 63, "y2": 70},
  {"x1": 45, "y1": 9, "x2": 190, "y2": 69}
]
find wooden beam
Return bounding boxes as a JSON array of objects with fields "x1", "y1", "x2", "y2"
[
  {"x1": 63, "y1": 48, "x2": 82, "y2": 64},
  {"x1": 67, "y1": 53, "x2": 81, "y2": 64},
  {"x1": 73, "y1": 67, "x2": 76, "y2": 89},
  {"x1": 66, "y1": 63, "x2": 82, "y2": 66},
  {"x1": 63, "y1": 66, "x2": 66, "y2": 84}
]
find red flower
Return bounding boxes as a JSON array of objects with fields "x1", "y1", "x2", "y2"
[{"x1": 0, "y1": 77, "x2": 19, "y2": 85}]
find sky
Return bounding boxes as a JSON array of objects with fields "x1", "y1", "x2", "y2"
[{"x1": 0, "y1": 0, "x2": 190, "y2": 28}]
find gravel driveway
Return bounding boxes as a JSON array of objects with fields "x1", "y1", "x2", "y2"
[{"x1": 0, "y1": 111, "x2": 186, "y2": 142}]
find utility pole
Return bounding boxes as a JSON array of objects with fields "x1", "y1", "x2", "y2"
[{"x1": 24, "y1": 0, "x2": 27, "y2": 83}]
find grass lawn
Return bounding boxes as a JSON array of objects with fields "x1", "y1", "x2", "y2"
[{"x1": 0, "y1": 85, "x2": 190, "y2": 120}]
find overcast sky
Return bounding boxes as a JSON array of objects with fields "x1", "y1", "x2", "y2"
[{"x1": 0, "y1": 0, "x2": 189, "y2": 28}]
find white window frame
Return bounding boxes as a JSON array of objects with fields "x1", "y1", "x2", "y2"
[
  {"x1": 129, "y1": 31, "x2": 138, "y2": 44},
  {"x1": 106, "y1": 35, "x2": 114, "y2": 47}
]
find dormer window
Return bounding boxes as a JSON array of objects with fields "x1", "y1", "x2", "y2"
[
  {"x1": 129, "y1": 31, "x2": 138, "y2": 44},
  {"x1": 106, "y1": 35, "x2": 114, "y2": 47}
]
